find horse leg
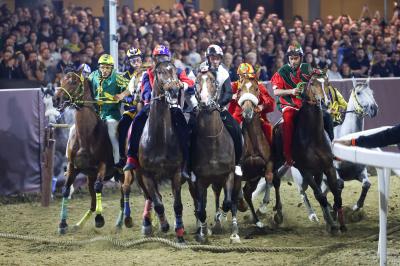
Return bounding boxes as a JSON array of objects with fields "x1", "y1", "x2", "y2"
[
  {"x1": 142, "y1": 198, "x2": 153, "y2": 236},
  {"x1": 353, "y1": 168, "x2": 371, "y2": 211},
  {"x1": 272, "y1": 175, "x2": 283, "y2": 225},
  {"x1": 196, "y1": 180, "x2": 208, "y2": 243},
  {"x1": 292, "y1": 167, "x2": 318, "y2": 222},
  {"x1": 222, "y1": 172, "x2": 240, "y2": 243},
  {"x1": 324, "y1": 167, "x2": 346, "y2": 232},
  {"x1": 303, "y1": 171, "x2": 338, "y2": 234},
  {"x1": 94, "y1": 162, "x2": 106, "y2": 228},
  {"x1": 212, "y1": 183, "x2": 224, "y2": 234},
  {"x1": 58, "y1": 162, "x2": 78, "y2": 234},
  {"x1": 243, "y1": 178, "x2": 264, "y2": 228},
  {"x1": 122, "y1": 170, "x2": 133, "y2": 228},
  {"x1": 115, "y1": 184, "x2": 124, "y2": 229},
  {"x1": 187, "y1": 179, "x2": 200, "y2": 233},
  {"x1": 231, "y1": 172, "x2": 241, "y2": 243},
  {"x1": 172, "y1": 172, "x2": 185, "y2": 243},
  {"x1": 143, "y1": 175, "x2": 169, "y2": 233}
]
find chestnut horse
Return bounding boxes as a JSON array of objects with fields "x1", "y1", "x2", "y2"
[
  {"x1": 237, "y1": 77, "x2": 273, "y2": 228},
  {"x1": 54, "y1": 70, "x2": 133, "y2": 234}
]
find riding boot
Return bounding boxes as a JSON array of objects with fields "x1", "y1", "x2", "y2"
[{"x1": 123, "y1": 156, "x2": 139, "y2": 171}]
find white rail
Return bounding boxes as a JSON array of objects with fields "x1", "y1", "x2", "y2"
[{"x1": 332, "y1": 126, "x2": 400, "y2": 266}]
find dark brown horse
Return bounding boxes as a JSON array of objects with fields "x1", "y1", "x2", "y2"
[
  {"x1": 272, "y1": 74, "x2": 346, "y2": 233},
  {"x1": 54, "y1": 70, "x2": 132, "y2": 234},
  {"x1": 191, "y1": 71, "x2": 239, "y2": 243},
  {"x1": 124, "y1": 61, "x2": 186, "y2": 242},
  {"x1": 237, "y1": 77, "x2": 273, "y2": 228}
]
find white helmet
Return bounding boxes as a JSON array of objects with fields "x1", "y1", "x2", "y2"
[{"x1": 206, "y1": 44, "x2": 223, "y2": 58}]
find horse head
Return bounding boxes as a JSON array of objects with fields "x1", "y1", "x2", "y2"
[
  {"x1": 303, "y1": 73, "x2": 330, "y2": 106},
  {"x1": 195, "y1": 70, "x2": 219, "y2": 111},
  {"x1": 153, "y1": 61, "x2": 180, "y2": 105},
  {"x1": 54, "y1": 69, "x2": 88, "y2": 111},
  {"x1": 351, "y1": 77, "x2": 378, "y2": 118},
  {"x1": 237, "y1": 77, "x2": 260, "y2": 122},
  {"x1": 42, "y1": 84, "x2": 60, "y2": 123}
]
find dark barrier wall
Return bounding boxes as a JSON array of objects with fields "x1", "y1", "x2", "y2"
[
  {"x1": 264, "y1": 78, "x2": 399, "y2": 129},
  {"x1": 0, "y1": 88, "x2": 44, "y2": 195}
]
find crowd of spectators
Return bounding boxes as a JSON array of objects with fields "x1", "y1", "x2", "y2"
[{"x1": 1, "y1": 2, "x2": 400, "y2": 86}]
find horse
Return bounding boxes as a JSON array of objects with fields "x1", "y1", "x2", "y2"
[
  {"x1": 53, "y1": 70, "x2": 131, "y2": 234},
  {"x1": 124, "y1": 61, "x2": 186, "y2": 243},
  {"x1": 42, "y1": 84, "x2": 77, "y2": 198},
  {"x1": 190, "y1": 70, "x2": 238, "y2": 243},
  {"x1": 236, "y1": 77, "x2": 273, "y2": 228},
  {"x1": 289, "y1": 77, "x2": 379, "y2": 222},
  {"x1": 271, "y1": 73, "x2": 346, "y2": 233}
]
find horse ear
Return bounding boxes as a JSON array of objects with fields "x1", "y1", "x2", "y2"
[
  {"x1": 352, "y1": 76, "x2": 357, "y2": 88},
  {"x1": 255, "y1": 68, "x2": 261, "y2": 81}
]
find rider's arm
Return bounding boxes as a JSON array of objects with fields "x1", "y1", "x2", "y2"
[
  {"x1": 352, "y1": 124, "x2": 400, "y2": 148},
  {"x1": 177, "y1": 69, "x2": 195, "y2": 90},
  {"x1": 271, "y1": 72, "x2": 299, "y2": 97},
  {"x1": 141, "y1": 72, "x2": 152, "y2": 105},
  {"x1": 258, "y1": 83, "x2": 275, "y2": 113},
  {"x1": 335, "y1": 89, "x2": 348, "y2": 111},
  {"x1": 218, "y1": 78, "x2": 233, "y2": 107},
  {"x1": 273, "y1": 87, "x2": 298, "y2": 96}
]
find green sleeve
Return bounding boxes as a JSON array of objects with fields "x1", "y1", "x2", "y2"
[{"x1": 116, "y1": 74, "x2": 129, "y2": 93}]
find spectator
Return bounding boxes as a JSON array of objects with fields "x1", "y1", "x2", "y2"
[
  {"x1": 22, "y1": 51, "x2": 46, "y2": 83},
  {"x1": 327, "y1": 62, "x2": 342, "y2": 80},
  {"x1": 340, "y1": 62, "x2": 352, "y2": 78},
  {"x1": 349, "y1": 47, "x2": 370, "y2": 77},
  {"x1": 370, "y1": 52, "x2": 394, "y2": 77}
]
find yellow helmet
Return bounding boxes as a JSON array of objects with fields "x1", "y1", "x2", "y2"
[
  {"x1": 237, "y1": 63, "x2": 256, "y2": 79},
  {"x1": 98, "y1": 54, "x2": 114, "y2": 65}
]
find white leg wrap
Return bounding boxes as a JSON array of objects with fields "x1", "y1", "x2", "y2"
[{"x1": 106, "y1": 119, "x2": 120, "y2": 164}]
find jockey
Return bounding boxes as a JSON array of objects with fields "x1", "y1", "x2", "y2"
[
  {"x1": 321, "y1": 84, "x2": 348, "y2": 141},
  {"x1": 77, "y1": 63, "x2": 91, "y2": 78},
  {"x1": 88, "y1": 54, "x2": 130, "y2": 166},
  {"x1": 115, "y1": 48, "x2": 147, "y2": 168},
  {"x1": 200, "y1": 44, "x2": 243, "y2": 175},
  {"x1": 124, "y1": 45, "x2": 194, "y2": 179},
  {"x1": 229, "y1": 63, "x2": 275, "y2": 144},
  {"x1": 271, "y1": 42, "x2": 321, "y2": 166}
]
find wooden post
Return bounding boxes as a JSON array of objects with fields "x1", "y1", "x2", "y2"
[{"x1": 41, "y1": 126, "x2": 56, "y2": 207}]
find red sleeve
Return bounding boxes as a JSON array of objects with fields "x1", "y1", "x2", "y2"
[
  {"x1": 231, "y1": 82, "x2": 238, "y2": 94},
  {"x1": 228, "y1": 82, "x2": 239, "y2": 115},
  {"x1": 270, "y1": 72, "x2": 285, "y2": 89},
  {"x1": 178, "y1": 70, "x2": 194, "y2": 87},
  {"x1": 258, "y1": 83, "x2": 275, "y2": 113}
]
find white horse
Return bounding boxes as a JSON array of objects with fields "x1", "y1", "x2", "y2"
[
  {"x1": 253, "y1": 77, "x2": 379, "y2": 222},
  {"x1": 42, "y1": 85, "x2": 76, "y2": 199}
]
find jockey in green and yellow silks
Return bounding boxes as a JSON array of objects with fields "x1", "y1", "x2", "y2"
[
  {"x1": 325, "y1": 85, "x2": 347, "y2": 126},
  {"x1": 88, "y1": 54, "x2": 130, "y2": 166}
]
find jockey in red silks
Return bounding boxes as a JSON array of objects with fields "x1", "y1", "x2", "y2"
[
  {"x1": 228, "y1": 63, "x2": 275, "y2": 145},
  {"x1": 124, "y1": 45, "x2": 195, "y2": 179},
  {"x1": 270, "y1": 42, "x2": 321, "y2": 166}
]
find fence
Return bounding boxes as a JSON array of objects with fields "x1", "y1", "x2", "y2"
[{"x1": 332, "y1": 127, "x2": 400, "y2": 266}]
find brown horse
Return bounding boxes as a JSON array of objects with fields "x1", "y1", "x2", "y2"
[
  {"x1": 124, "y1": 61, "x2": 186, "y2": 243},
  {"x1": 191, "y1": 71, "x2": 239, "y2": 243},
  {"x1": 54, "y1": 70, "x2": 132, "y2": 234},
  {"x1": 236, "y1": 77, "x2": 273, "y2": 228},
  {"x1": 272, "y1": 74, "x2": 346, "y2": 233}
]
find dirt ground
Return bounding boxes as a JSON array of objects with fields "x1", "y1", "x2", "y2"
[{"x1": 0, "y1": 174, "x2": 399, "y2": 266}]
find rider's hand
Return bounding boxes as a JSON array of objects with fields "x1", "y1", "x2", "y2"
[
  {"x1": 292, "y1": 88, "x2": 301, "y2": 96},
  {"x1": 255, "y1": 105, "x2": 263, "y2": 113},
  {"x1": 333, "y1": 139, "x2": 352, "y2": 146},
  {"x1": 232, "y1": 93, "x2": 238, "y2": 100},
  {"x1": 114, "y1": 93, "x2": 124, "y2": 102}
]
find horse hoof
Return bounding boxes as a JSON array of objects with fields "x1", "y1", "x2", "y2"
[
  {"x1": 230, "y1": 234, "x2": 241, "y2": 244},
  {"x1": 237, "y1": 199, "x2": 248, "y2": 212},
  {"x1": 124, "y1": 217, "x2": 133, "y2": 228},
  {"x1": 176, "y1": 236, "x2": 185, "y2": 244},
  {"x1": 327, "y1": 224, "x2": 339, "y2": 235},
  {"x1": 352, "y1": 204, "x2": 360, "y2": 212},
  {"x1": 195, "y1": 234, "x2": 208, "y2": 244},
  {"x1": 257, "y1": 204, "x2": 268, "y2": 215},
  {"x1": 58, "y1": 226, "x2": 68, "y2": 235},
  {"x1": 95, "y1": 214, "x2": 105, "y2": 228},
  {"x1": 142, "y1": 225, "x2": 152, "y2": 236},
  {"x1": 213, "y1": 221, "x2": 223, "y2": 234},
  {"x1": 160, "y1": 222, "x2": 170, "y2": 233},
  {"x1": 255, "y1": 221, "x2": 264, "y2": 228},
  {"x1": 340, "y1": 225, "x2": 348, "y2": 233},
  {"x1": 273, "y1": 212, "x2": 283, "y2": 225},
  {"x1": 308, "y1": 213, "x2": 319, "y2": 223}
]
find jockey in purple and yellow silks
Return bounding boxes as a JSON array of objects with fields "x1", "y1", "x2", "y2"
[
  {"x1": 124, "y1": 45, "x2": 195, "y2": 179},
  {"x1": 271, "y1": 43, "x2": 321, "y2": 166}
]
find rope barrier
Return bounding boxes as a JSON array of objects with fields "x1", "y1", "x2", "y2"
[{"x1": 0, "y1": 224, "x2": 398, "y2": 253}]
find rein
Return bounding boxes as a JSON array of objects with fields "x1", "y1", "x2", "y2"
[{"x1": 340, "y1": 89, "x2": 367, "y2": 117}]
